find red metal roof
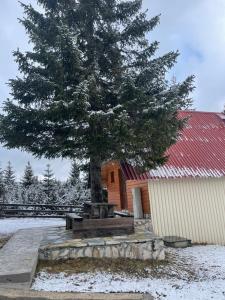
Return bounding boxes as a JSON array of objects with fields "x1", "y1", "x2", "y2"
[{"x1": 121, "y1": 111, "x2": 225, "y2": 180}]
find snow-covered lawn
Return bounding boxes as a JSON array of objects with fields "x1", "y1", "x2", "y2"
[
  {"x1": 0, "y1": 218, "x2": 65, "y2": 235},
  {"x1": 33, "y1": 245, "x2": 225, "y2": 299}
]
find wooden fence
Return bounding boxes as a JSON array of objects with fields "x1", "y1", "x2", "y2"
[{"x1": 0, "y1": 203, "x2": 83, "y2": 218}]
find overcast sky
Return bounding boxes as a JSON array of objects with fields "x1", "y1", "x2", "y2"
[{"x1": 1, "y1": 0, "x2": 225, "y2": 179}]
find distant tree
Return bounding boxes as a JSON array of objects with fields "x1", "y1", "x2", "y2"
[
  {"x1": 0, "y1": 166, "x2": 5, "y2": 201},
  {"x1": 69, "y1": 161, "x2": 80, "y2": 185},
  {"x1": 4, "y1": 161, "x2": 15, "y2": 187},
  {"x1": 21, "y1": 182, "x2": 46, "y2": 205},
  {"x1": 62, "y1": 181, "x2": 91, "y2": 206},
  {"x1": 33, "y1": 176, "x2": 39, "y2": 184},
  {"x1": 0, "y1": 0, "x2": 194, "y2": 204},
  {"x1": 21, "y1": 161, "x2": 35, "y2": 187},
  {"x1": 42, "y1": 164, "x2": 55, "y2": 202}
]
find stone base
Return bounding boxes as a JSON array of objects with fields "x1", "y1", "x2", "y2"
[
  {"x1": 134, "y1": 219, "x2": 153, "y2": 233},
  {"x1": 39, "y1": 236, "x2": 165, "y2": 261}
]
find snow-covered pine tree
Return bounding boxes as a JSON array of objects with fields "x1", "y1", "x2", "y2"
[
  {"x1": 21, "y1": 182, "x2": 46, "y2": 205},
  {"x1": 42, "y1": 164, "x2": 55, "y2": 203},
  {"x1": 4, "y1": 161, "x2": 16, "y2": 187},
  {"x1": 21, "y1": 161, "x2": 35, "y2": 187},
  {"x1": 69, "y1": 161, "x2": 80, "y2": 185},
  {"x1": 0, "y1": 166, "x2": 5, "y2": 202},
  {"x1": 0, "y1": 0, "x2": 194, "y2": 203}
]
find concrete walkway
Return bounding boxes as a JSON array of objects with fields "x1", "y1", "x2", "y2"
[
  {"x1": 0, "y1": 288, "x2": 153, "y2": 300},
  {"x1": 0, "y1": 228, "x2": 44, "y2": 289}
]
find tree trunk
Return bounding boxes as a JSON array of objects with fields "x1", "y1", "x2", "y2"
[{"x1": 90, "y1": 157, "x2": 103, "y2": 203}]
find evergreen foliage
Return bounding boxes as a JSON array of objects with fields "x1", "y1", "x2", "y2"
[
  {"x1": 21, "y1": 161, "x2": 35, "y2": 187},
  {"x1": 69, "y1": 161, "x2": 80, "y2": 185},
  {"x1": 4, "y1": 162, "x2": 16, "y2": 187},
  {"x1": 42, "y1": 164, "x2": 56, "y2": 201},
  {"x1": 2, "y1": 161, "x2": 90, "y2": 206},
  {"x1": 0, "y1": 0, "x2": 194, "y2": 202},
  {"x1": 0, "y1": 166, "x2": 5, "y2": 201},
  {"x1": 4, "y1": 180, "x2": 90, "y2": 206}
]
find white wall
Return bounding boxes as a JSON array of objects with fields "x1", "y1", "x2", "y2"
[{"x1": 149, "y1": 177, "x2": 225, "y2": 245}]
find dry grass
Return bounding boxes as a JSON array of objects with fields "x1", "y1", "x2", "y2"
[
  {"x1": 37, "y1": 251, "x2": 198, "y2": 281},
  {"x1": 38, "y1": 257, "x2": 166, "y2": 277},
  {"x1": 0, "y1": 237, "x2": 9, "y2": 249}
]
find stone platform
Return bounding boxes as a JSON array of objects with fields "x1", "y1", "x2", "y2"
[
  {"x1": 0, "y1": 218, "x2": 164, "y2": 291},
  {"x1": 39, "y1": 220, "x2": 164, "y2": 261}
]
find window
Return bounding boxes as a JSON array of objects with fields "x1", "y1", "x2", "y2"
[{"x1": 110, "y1": 171, "x2": 115, "y2": 183}]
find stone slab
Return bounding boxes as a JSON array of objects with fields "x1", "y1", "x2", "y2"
[
  {"x1": 163, "y1": 236, "x2": 192, "y2": 248},
  {"x1": 0, "y1": 228, "x2": 44, "y2": 287},
  {"x1": 87, "y1": 239, "x2": 105, "y2": 246}
]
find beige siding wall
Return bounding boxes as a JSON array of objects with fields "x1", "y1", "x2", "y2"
[{"x1": 149, "y1": 177, "x2": 225, "y2": 245}]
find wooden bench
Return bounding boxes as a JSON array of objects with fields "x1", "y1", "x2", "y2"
[
  {"x1": 66, "y1": 213, "x2": 83, "y2": 230},
  {"x1": 73, "y1": 217, "x2": 134, "y2": 238}
]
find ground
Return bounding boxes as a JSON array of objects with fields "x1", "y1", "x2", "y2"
[
  {"x1": 0, "y1": 237, "x2": 8, "y2": 249},
  {"x1": 33, "y1": 245, "x2": 225, "y2": 299},
  {"x1": 0, "y1": 218, "x2": 65, "y2": 236},
  {"x1": 0, "y1": 218, "x2": 65, "y2": 252},
  {"x1": 0, "y1": 218, "x2": 225, "y2": 299}
]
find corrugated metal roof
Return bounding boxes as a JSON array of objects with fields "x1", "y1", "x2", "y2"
[
  {"x1": 121, "y1": 111, "x2": 225, "y2": 179},
  {"x1": 120, "y1": 161, "x2": 140, "y2": 180}
]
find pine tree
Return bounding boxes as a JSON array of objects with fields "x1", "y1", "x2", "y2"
[
  {"x1": 0, "y1": 0, "x2": 194, "y2": 203},
  {"x1": 21, "y1": 161, "x2": 35, "y2": 187},
  {"x1": 42, "y1": 164, "x2": 55, "y2": 202},
  {"x1": 4, "y1": 162, "x2": 16, "y2": 187},
  {"x1": 0, "y1": 166, "x2": 5, "y2": 201},
  {"x1": 69, "y1": 161, "x2": 80, "y2": 185}
]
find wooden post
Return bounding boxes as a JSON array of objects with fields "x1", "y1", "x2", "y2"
[{"x1": 132, "y1": 187, "x2": 143, "y2": 219}]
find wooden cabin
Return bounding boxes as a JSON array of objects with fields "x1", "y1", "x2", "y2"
[
  {"x1": 101, "y1": 160, "x2": 150, "y2": 217},
  {"x1": 101, "y1": 111, "x2": 225, "y2": 222}
]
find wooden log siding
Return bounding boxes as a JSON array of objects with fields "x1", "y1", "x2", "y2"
[
  {"x1": 101, "y1": 161, "x2": 123, "y2": 210},
  {"x1": 149, "y1": 177, "x2": 225, "y2": 245}
]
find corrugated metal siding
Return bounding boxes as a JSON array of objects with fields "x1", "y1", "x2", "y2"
[{"x1": 149, "y1": 177, "x2": 225, "y2": 245}]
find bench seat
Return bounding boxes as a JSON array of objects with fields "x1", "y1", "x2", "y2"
[
  {"x1": 66, "y1": 213, "x2": 83, "y2": 230},
  {"x1": 73, "y1": 217, "x2": 134, "y2": 238}
]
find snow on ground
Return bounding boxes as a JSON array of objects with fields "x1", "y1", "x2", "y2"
[
  {"x1": 32, "y1": 245, "x2": 225, "y2": 300},
  {"x1": 0, "y1": 218, "x2": 65, "y2": 235}
]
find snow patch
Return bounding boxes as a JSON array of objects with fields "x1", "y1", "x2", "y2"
[
  {"x1": 32, "y1": 272, "x2": 225, "y2": 299},
  {"x1": 0, "y1": 218, "x2": 65, "y2": 235},
  {"x1": 149, "y1": 165, "x2": 225, "y2": 178},
  {"x1": 32, "y1": 245, "x2": 225, "y2": 299}
]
